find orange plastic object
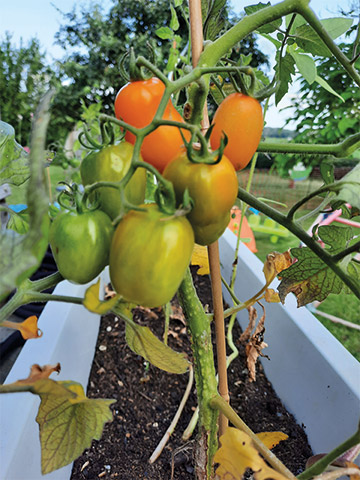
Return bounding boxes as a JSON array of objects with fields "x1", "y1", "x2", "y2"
[{"x1": 227, "y1": 207, "x2": 257, "y2": 253}]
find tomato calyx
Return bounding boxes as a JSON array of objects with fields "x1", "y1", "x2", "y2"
[
  {"x1": 181, "y1": 127, "x2": 228, "y2": 166},
  {"x1": 57, "y1": 182, "x2": 101, "y2": 216}
]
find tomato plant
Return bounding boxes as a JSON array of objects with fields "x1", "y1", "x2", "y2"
[
  {"x1": 210, "y1": 93, "x2": 263, "y2": 171},
  {"x1": 163, "y1": 149, "x2": 238, "y2": 245},
  {"x1": 109, "y1": 203, "x2": 194, "y2": 307},
  {"x1": 80, "y1": 142, "x2": 146, "y2": 220},
  {"x1": 114, "y1": 77, "x2": 189, "y2": 172},
  {"x1": 49, "y1": 209, "x2": 114, "y2": 284}
]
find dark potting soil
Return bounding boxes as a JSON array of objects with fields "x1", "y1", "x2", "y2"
[{"x1": 70, "y1": 268, "x2": 313, "y2": 480}]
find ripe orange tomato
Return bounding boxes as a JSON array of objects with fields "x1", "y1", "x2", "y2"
[
  {"x1": 114, "y1": 77, "x2": 189, "y2": 173},
  {"x1": 210, "y1": 93, "x2": 263, "y2": 171}
]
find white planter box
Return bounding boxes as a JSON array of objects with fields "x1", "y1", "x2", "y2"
[
  {"x1": 219, "y1": 229, "x2": 360, "y2": 459},
  {"x1": 1, "y1": 233, "x2": 359, "y2": 479},
  {"x1": 0, "y1": 272, "x2": 108, "y2": 480}
]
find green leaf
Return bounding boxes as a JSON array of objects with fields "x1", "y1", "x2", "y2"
[
  {"x1": 6, "y1": 208, "x2": 29, "y2": 234},
  {"x1": 155, "y1": 26, "x2": 173, "y2": 40},
  {"x1": 315, "y1": 75, "x2": 345, "y2": 102},
  {"x1": 294, "y1": 24, "x2": 332, "y2": 57},
  {"x1": 125, "y1": 320, "x2": 189, "y2": 374},
  {"x1": 174, "y1": 0, "x2": 183, "y2": 6},
  {"x1": 333, "y1": 163, "x2": 360, "y2": 209},
  {"x1": 245, "y1": 3, "x2": 282, "y2": 34},
  {"x1": 289, "y1": 47, "x2": 316, "y2": 84},
  {"x1": 0, "y1": 92, "x2": 53, "y2": 299},
  {"x1": 275, "y1": 52, "x2": 295, "y2": 105},
  {"x1": 320, "y1": 160, "x2": 335, "y2": 185},
  {"x1": 0, "y1": 121, "x2": 30, "y2": 186},
  {"x1": 320, "y1": 18, "x2": 353, "y2": 39},
  {"x1": 260, "y1": 33, "x2": 282, "y2": 49},
  {"x1": 170, "y1": 4, "x2": 180, "y2": 31},
  {"x1": 278, "y1": 225, "x2": 355, "y2": 306},
  {"x1": 338, "y1": 117, "x2": 358, "y2": 135},
  {"x1": 203, "y1": 0, "x2": 227, "y2": 40}
]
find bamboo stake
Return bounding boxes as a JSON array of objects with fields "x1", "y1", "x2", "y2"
[{"x1": 189, "y1": 0, "x2": 229, "y2": 437}]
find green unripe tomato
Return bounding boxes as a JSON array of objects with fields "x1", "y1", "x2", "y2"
[
  {"x1": 109, "y1": 204, "x2": 195, "y2": 308},
  {"x1": 49, "y1": 209, "x2": 114, "y2": 284},
  {"x1": 80, "y1": 142, "x2": 147, "y2": 220}
]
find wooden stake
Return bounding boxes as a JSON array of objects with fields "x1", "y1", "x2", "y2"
[{"x1": 188, "y1": 0, "x2": 229, "y2": 437}]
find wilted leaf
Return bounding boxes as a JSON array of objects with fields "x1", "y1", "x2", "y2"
[
  {"x1": 0, "y1": 365, "x2": 115, "y2": 475},
  {"x1": 125, "y1": 320, "x2": 189, "y2": 374},
  {"x1": 278, "y1": 225, "x2": 356, "y2": 306},
  {"x1": 2, "y1": 315, "x2": 42, "y2": 339},
  {"x1": 214, "y1": 427, "x2": 289, "y2": 480},
  {"x1": 263, "y1": 251, "x2": 292, "y2": 284},
  {"x1": 265, "y1": 288, "x2": 281, "y2": 303},
  {"x1": 83, "y1": 279, "x2": 120, "y2": 314},
  {"x1": 256, "y1": 431, "x2": 288, "y2": 449},
  {"x1": 191, "y1": 244, "x2": 210, "y2": 275},
  {"x1": 240, "y1": 305, "x2": 268, "y2": 382},
  {"x1": 17, "y1": 363, "x2": 61, "y2": 383}
]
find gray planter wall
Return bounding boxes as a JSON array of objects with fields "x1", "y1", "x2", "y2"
[{"x1": 219, "y1": 229, "x2": 360, "y2": 458}]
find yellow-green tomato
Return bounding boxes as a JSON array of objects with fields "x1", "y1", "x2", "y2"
[
  {"x1": 163, "y1": 150, "x2": 239, "y2": 245},
  {"x1": 49, "y1": 209, "x2": 114, "y2": 284},
  {"x1": 109, "y1": 204, "x2": 195, "y2": 308},
  {"x1": 80, "y1": 142, "x2": 146, "y2": 220}
]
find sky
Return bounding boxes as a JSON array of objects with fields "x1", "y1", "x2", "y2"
[{"x1": 1, "y1": 0, "x2": 350, "y2": 129}]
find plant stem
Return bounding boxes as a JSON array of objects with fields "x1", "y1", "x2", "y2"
[
  {"x1": 297, "y1": 427, "x2": 360, "y2": 480},
  {"x1": 237, "y1": 187, "x2": 360, "y2": 299},
  {"x1": 178, "y1": 268, "x2": 218, "y2": 479},
  {"x1": 25, "y1": 292, "x2": 84, "y2": 305},
  {"x1": 209, "y1": 395, "x2": 297, "y2": 480}
]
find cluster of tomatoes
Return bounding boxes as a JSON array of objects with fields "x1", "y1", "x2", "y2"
[{"x1": 49, "y1": 76, "x2": 263, "y2": 308}]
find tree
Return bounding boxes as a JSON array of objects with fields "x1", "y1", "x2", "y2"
[{"x1": 0, "y1": 34, "x2": 53, "y2": 146}]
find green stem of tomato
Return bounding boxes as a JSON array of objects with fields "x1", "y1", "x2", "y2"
[{"x1": 177, "y1": 268, "x2": 219, "y2": 479}]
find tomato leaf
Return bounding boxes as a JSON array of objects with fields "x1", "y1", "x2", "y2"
[
  {"x1": 332, "y1": 163, "x2": 360, "y2": 210},
  {"x1": 83, "y1": 279, "x2": 121, "y2": 314},
  {"x1": 278, "y1": 225, "x2": 356, "y2": 306},
  {"x1": 275, "y1": 52, "x2": 295, "y2": 105},
  {"x1": 0, "y1": 91, "x2": 53, "y2": 299},
  {"x1": 289, "y1": 47, "x2": 317, "y2": 84},
  {"x1": 0, "y1": 366, "x2": 115, "y2": 475},
  {"x1": 191, "y1": 244, "x2": 210, "y2": 275},
  {"x1": 245, "y1": 3, "x2": 282, "y2": 34},
  {"x1": 202, "y1": 0, "x2": 227, "y2": 41},
  {"x1": 0, "y1": 120, "x2": 30, "y2": 186},
  {"x1": 124, "y1": 319, "x2": 189, "y2": 374},
  {"x1": 256, "y1": 431, "x2": 288, "y2": 449},
  {"x1": 214, "y1": 427, "x2": 288, "y2": 480}
]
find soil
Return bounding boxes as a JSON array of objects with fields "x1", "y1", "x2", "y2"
[{"x1": 70, "y1": 267, "x2": 313, "y2": 480}]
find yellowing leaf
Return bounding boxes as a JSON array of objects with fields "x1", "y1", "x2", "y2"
[
  {"x1": 214, "y1": 428, "x2": 289, "y2": 480},
  {"x1": 125, "y1": 320, "x2": 189, "y2": 374},
  {"x1": 256, "y1": 431, "x2": 289, "y2": 449},
  {"x1": 83, "y1": 279, "x2": 120, "y2": 314},
  {"x1": 2, "y1": 315, "x2": 42, "y2": 339},
  {"x1": 0, "y1": 365, "x2": 115, "y2": 475},
  {"x1": 265, "y1": 288, "x2": 281, "y2": 303},
  {"x1": 263, "y1": 251, "x2": 292, "y2": 284},
  {"x1": 191, "y1": 244, "x2": 210, "y2": 275}
]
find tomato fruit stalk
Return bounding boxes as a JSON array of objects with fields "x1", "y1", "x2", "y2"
[
  {"x1": 49, "y1": 209, "x2": 114, "y2": 284},
  {"x1": 109, "y1": 203, "x2": 195, "y2": 307},
  {"x1": 80, "y1": 142, "x2": 146, "y2": 220},
  {"x1": 210, "y1": 93, "x2": 263, "y2": 171},
  {"x1": 163, "y1": 150, "x2": 238, "y2": 245},
  {"x1": 114, "y1": 77, "x2": 190, "y2": 173}
]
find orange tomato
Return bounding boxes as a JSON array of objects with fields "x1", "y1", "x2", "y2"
[
  {"x1": 210, "y1": 93, "x2": 263, "y2": 171},
  {"x1": 114, "y1": 77, "x2": 189, "y2": 173}
]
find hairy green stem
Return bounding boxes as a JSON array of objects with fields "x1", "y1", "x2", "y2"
[
  {"x1": 297, "y1": 427, "x2": 360, "y2": 480},
  {"x1": 178, "y1": 268, "x2": 218, "y2": 479},
  {"x1": 237, "y1": 187, "x2": 360, "y2": 298},
  {"x1": 209, "y1": 395, "x2": 297, "y2": 480}
]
